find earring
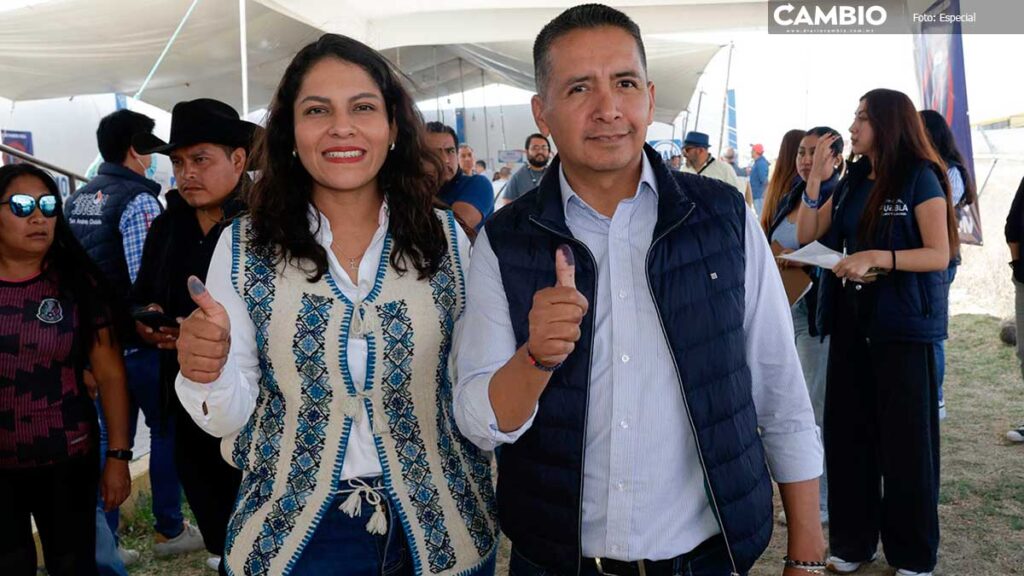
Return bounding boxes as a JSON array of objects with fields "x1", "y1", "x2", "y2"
[
  {"x1": 389, "y1": 142, "x2": 396, "y2": 151},
  {"x1": 291, "y1": 149, "x2": 297, "y2": 158}
]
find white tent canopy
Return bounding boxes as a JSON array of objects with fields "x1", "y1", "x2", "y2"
[{"x1": 0, "y1": 0, "x2": 767, "y2": 121}]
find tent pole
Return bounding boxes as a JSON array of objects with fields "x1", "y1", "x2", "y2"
[
  {"x1": 717, "y1": 42, "x2": 734, "y2": 155},
  {"x1": 239, "y1": 0, "x2": 249, "y2": 116},
  {"x1": 133, "y1": 0, "x2": 202, "y2": 99},
  {"x1": 481, "y1": 70, "x2": 492, "y2": 166},
  {"x1": 434, "y1": 47, "x2": 440, "y2": 123}
]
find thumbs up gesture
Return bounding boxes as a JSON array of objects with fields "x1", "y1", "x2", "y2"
[
  {"x1": 178, "y1": 276, "x2": 232, "y2": 384},
  {"x1": 526, "y1": 245, "x2": 589, "y2": 368}
]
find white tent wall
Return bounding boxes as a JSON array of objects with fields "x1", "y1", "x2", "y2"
[{"x1": 0, "y1": 94, "x2": 176, "y2": 194}]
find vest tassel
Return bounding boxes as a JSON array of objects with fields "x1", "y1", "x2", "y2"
[
  {"x1": 366, "y1": 502, "x2": 388, "y2": 535},
  {"x1": 339, "y1": 489, "x2": 364, "y2": 517}
]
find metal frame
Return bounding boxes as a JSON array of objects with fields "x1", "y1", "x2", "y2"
[{"x1": 0, "y1": 142, "x2": 90, "y2": 191}]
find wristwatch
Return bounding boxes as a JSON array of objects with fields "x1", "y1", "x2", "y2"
[{"x1": 106, "y1": 449, "x2": 133, "y2": 461}]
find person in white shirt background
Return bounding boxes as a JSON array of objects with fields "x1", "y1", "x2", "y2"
[{"x1": 173, "y1": 33, "x2": 497, "y2": 576}]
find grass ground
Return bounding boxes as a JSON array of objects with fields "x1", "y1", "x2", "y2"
[{"x1": 119, "y1": 314, "x2": 1024, "y2": 576}]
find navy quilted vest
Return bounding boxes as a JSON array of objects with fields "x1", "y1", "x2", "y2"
[
  {"x1": 484, "y1": 146, "x2": 773, "y2": 575},
  {"x1": 66, "y1": 162, "x2": 161, "y2": 300}
]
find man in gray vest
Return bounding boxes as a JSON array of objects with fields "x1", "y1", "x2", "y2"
[
  {"x1": 454, "y1": 5, "x2": 825, "y2": 576},
  {"x1": 501, "y1": 133, "x2": 552, "y2": 205},
  {"x1": 66, "y1": 110, "x2": 205, "y2": 567}
]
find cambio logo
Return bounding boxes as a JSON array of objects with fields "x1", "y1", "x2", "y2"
[{"x1": 773, "y1": 3, "x2": 888, "y2": 27}]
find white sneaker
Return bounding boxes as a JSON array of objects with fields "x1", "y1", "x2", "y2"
[
  {"x1": 206, "y1": 556, "x2": 221, "y2": 572},
  {"x1": 826, "y1": 553, "x2": 878, "y2": 574},
  {"x1": 153, "y1": 522, "x2": 205, "y2": 557},
  {"x1": 895, "y1": 570, "x2": 933, "y2": 576},
  {"x1": 117, "y1": 546, "x2": 141, "y2": 567},
  {"x1": 1007, "y1": 425, "x2": 1024, "y2": 443}
]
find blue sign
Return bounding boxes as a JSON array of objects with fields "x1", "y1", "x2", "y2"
[{"x1": 648, "y1": 139, "x2": 682, "y2": 163}]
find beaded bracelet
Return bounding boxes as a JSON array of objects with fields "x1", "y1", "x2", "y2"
[
  {"x1": 783, "y1": 556, "x2": 826, "y2": 574},
  {"x1": 801, "y1": 190, "x2": 820, "y2": 209},
  {"x1": 526, "y1": 347, "x2": 563, "y2": 372}
]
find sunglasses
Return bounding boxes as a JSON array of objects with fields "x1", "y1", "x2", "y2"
[{"x1": 1, "y1": 194, "x2": 58, "y2": 218}]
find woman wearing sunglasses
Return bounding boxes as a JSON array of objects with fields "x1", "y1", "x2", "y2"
[{"x1": 0, "y1": 164, "x2": 132, "y2": 576}]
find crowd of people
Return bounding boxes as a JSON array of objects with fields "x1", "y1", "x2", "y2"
[{"x1": 1, "y1": 3, "x2": 1019, "y2": 576}]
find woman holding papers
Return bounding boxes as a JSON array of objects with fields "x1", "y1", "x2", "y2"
[
  {"x1": 764, "y1": 127, "x2": 843, "y2": 526},
  {"x1": 796, "y1": 89, "x2": 957, "y2": 576}
]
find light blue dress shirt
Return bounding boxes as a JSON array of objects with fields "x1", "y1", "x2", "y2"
[{"x1": 454, "y1": 154, "x2": 822, "y2": 561}]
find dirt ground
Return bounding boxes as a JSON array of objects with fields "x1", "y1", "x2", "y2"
[{"x1": 119, "y1": 314, "x2": 1024, "y2": 576}]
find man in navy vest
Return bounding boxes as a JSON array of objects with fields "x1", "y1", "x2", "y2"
[
  {"x1": 454, "y1": 5, "x2": 825, "y2": 576},
  {"x1": 67, "y1": 110, "x2": 205, "y2": 567}
]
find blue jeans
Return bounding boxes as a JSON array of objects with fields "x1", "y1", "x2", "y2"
[
  {"x1": 934, "y1": 265, "x2": 955, "y2": 420},
  {"x1": 95, "y1": 508, "x2": 128, "y2": 576},
  {"x1": 99, "y1": 348, "x2": 184, "y2": 539},
  {"x1": 752, "y1": 197, "x2": 764, "y2": 216},
  {"x1": 288, "y1": 486, "x2": 495, "y2": 576},
  {"x1": 509, "y1": 536, "x2": 737, "y2": 576},
  {"x1": 792, "y1": 299, "x2": 829, "y2": 516}
]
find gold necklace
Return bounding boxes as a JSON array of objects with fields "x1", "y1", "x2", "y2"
[{"x1": 331, "y1": 242, "x2": 366, "y2": 271}]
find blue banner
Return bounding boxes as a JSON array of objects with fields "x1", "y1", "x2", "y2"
[
  {"x1": 913, "y1": 0, "x2": 980, "y2": 243},
  {"x1": 726, "y1": 89, "x2": 738, "y2": 150}
]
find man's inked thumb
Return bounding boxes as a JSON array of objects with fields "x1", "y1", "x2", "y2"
[{"x1": 555, "y1": 244, "x2": 576, "y2": 289}]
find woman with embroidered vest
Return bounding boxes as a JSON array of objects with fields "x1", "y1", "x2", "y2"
[
  {"x1": 764, "y1": 127, "x2": 843, "y2": 527},
  {"x1": 797, "y1": 89, "x2": 958, "y2": 576},
  {"x1": 0, "y1": 164, "x2": 132, "y2": 575},
  {"x1": 173, "y1": 34, "x2": 497, "y2": 576},
  {"x1": 920, "y1": 109, "x2": 976, "y2": 421}
]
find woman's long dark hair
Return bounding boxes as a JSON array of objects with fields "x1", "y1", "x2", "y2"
[
  {"x1": 759, "y1": 129, "x2": 805, "y2": 233},
  {"x1": 858, "y1": 89, "x2": 959, "y2": 260},
  {"x1": 0, "y1": 164, "x2": 124, "y2": 363},
  {"x1": 920, "y1": 108, "x2": 977, "y2": 206},
  {"x1": 247, "y1": 33, "x2": 447, "y2": 282}
]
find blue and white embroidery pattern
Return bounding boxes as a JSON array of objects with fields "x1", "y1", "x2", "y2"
[
  {"x1": 377, "y1": 300, "x2": 456, "y2": 573},
  {"x1": 225, "y1": 224, "x2": 284, "y2": 559},
  {"x1": 430, "y1": 252, "x2": 495, "y2": 554},
  {"x1": 244, "y1": 293, "x2": 334, "y2": 575}
]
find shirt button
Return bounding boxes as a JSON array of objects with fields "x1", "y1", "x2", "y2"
[
  {"x1": 618, "y1": 290, "x2": 627, "y2": 299},
  {"x1": 615, "y1": 481, "x2": 625, "y2": 491},
  {"x1": 621, "y1": 354, "x2": 630, "y2": 364},
  {"x1": 619, "y1": 420, "x2": 629, "y2": 429}
]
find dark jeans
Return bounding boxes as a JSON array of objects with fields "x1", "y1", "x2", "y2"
[
  {"x1": 825, "y1": 284, "x2": 940, "y2": 574},
  {"x1": 100, "y1": 348, "x2": 184, "y2": 539},
  {"x1": 174, "y1": 407, "x2": 241, "y2": 567},
  {"x1": 0, "y1": 453, "x2": 100, "y2": 576},
  {"x1": 509, "y1": 537, "x2": 737, "y2": 576}
]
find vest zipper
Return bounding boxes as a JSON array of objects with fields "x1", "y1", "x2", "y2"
[
  {"x1": 528, "y1": 216, "x2": 598, "y2": 576},
  {"x1": 643, "y1": 203, "x2": 741, "y2": 576}
]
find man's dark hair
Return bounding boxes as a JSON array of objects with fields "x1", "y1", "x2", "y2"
[
  {"x1": 96, "y1": 109, "x2": 156, "y2": 163},
  {"x1": 475, "y1": 159, "x2": 487, "y2": 170},
  {"x1": 533, "y1": 4, "x2": 647, "y2": 97},
  {"x1": 426, "y1": 121, "x2": 459, "y2": 149},
  {"x1": 524, "y1": 133, "x2": 550, "y2": 151}
]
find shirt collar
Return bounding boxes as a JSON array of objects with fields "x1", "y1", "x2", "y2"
[
  {"x1": 558, "y1": 152, "x2": 659, "y2": 215},
  {"x1": 308, "y1": 199, "x2": 390, "y2": 246}
]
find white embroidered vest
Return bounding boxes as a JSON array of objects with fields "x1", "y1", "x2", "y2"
[{"x1": 221, "y1": 211, "x2": 497, "y2": 576}]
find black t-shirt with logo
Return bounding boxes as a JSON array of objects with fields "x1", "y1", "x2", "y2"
[
  {"x1": 0, "y1": 270, "x2": 102, "y2": 469},
  {"x1": 827, "y1": 168, "x2": 945, "y2": 254}
]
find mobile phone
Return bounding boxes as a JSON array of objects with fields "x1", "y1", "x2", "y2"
[{"x1": 133, "y1": 309, "x2": 178, "y2": 329}]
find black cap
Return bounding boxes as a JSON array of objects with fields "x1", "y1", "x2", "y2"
[{"x1": 133, "y1": 98, "x2": 261, "y2": 155}]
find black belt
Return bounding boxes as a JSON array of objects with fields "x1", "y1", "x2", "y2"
[{"x1": 582, "y1": 535, "x2": 722, "y2": 576}]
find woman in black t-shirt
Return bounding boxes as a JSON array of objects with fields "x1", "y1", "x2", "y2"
[
  {"x1": 796, "y1": 89, "x2": 958, "y2": 576},
  {"x1": 0, "y1": 164, "x2": 131, "y2": 576}
]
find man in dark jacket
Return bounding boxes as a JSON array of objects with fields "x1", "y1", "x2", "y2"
[
  {"x1": 454, "y1": 6, "x2": 825, "y2": 576},
  {"x1": 66, "y1": 109, "x2": 203, "y2": 565},
  {"x1": 132, "y1": 98, "x2": 257, "y2": 575}
]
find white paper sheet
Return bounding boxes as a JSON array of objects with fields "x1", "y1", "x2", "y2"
[{"x1": 779, "y1": 241, "x2": 844, "y2": 269}]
